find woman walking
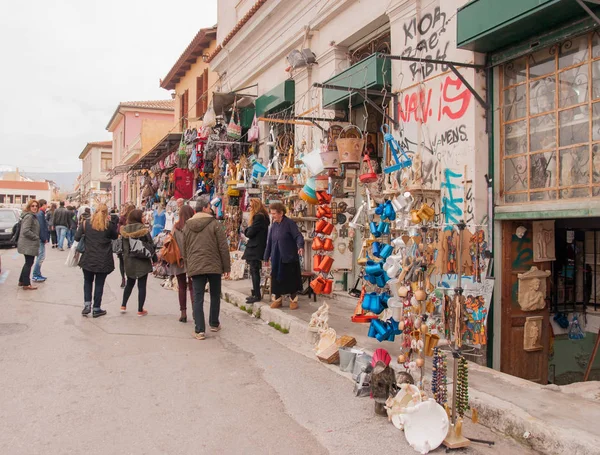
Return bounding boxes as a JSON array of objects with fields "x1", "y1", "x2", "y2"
[
  {"x1": 264, "y1": 202, "x2": 304, "y2": 310},
  {"x1": 17, "y1": 199, "x2": 41, "y2": 290},
  {"x1": 75, "y1": 204, "x2": 118, "y2": 318},
  {"x1": 120, "y1": 209, "x2": 154, "y2": 316},
  {"x1": 242, "y1": 198, "x2": 270, "y2": 304},
  {"x1": 47, "y1": 203, "x2": 58, "y2": 248},
  {"x1": 117, "y1": 204, "x2": 134, "y2": 288},
  {"x1": 171, "y1": 204, "x2": 195, "y2": 322}
]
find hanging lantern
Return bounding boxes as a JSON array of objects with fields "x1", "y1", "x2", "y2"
[{"x1": 359, "y1": 153, "x2": 378, "y2": 184}]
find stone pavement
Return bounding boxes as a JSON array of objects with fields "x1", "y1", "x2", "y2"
[
  {"x1": 0, "y1": 246, "x2": 538, "y2": 455},
  {"x1": 223, "y1": 278, "x2": 600, "y2": 455}
]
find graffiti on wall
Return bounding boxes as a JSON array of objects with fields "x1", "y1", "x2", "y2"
[
  {"x1": 395, "y1": 0, "x2": 481, "y2": 226},
  {"x1": 401, "y1": 6, "x2": 449, "y2": 81}
]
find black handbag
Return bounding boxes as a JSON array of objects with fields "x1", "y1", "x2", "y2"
[{"x1": 76, "y1": 222, "x2": 86, "y2": 253}]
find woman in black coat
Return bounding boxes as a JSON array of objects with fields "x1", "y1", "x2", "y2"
[
  {"x1": 242, "y1": 198, "x2": 270, "y2": 303},
  {"x1": 75, "y1": 204, "x2": 118, "y2": 318}
]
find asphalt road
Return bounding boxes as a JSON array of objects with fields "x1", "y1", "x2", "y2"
[{"x1": 0, "y1": 246, "x2": 536, "y2": 455}]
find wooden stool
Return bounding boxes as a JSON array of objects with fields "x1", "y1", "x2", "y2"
[{"x1": 300, "y1": 271, "x2": 317, "y2": 302}]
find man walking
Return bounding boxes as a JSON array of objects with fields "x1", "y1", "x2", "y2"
[
  {"x1": 183, "y1": 195, "x2": 230, "y2": 341},
  {"x1": 53, "y1": 201, "x2": 70, "y2": 251},
  {"x1": 66, "y1": 205, "x2": 77, "y2": 249},
  {"x1": 32, "y1": 199, "x2": 49, "y2": 282}
]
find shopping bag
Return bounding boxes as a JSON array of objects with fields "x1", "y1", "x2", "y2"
[{"x1": 65, "y1": 242, "x2": 81, "y2": 267}]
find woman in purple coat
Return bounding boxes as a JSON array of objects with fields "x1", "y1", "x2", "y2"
[{"x1": 264, "y1": 202, "x2": 304, "y2": 310}]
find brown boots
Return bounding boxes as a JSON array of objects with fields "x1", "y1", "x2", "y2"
[
  {"x1": 270, "y1": 296, "x2": 283, "y2": 309},
  {"x1": 270, "y1": 296, "x2": 299, "y2": 310}
]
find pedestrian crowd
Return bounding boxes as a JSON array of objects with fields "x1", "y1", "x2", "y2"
[{"x1": 14, "y1": 194, "x2": 305, "y2": 340}]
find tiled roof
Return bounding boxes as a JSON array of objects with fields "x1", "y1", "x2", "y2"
[
  {"x1": 160, "y1": 26, "x2": 217, "y2": 91},
  {"x1": 88, "y1": 141, "x2": 112, "y2": 148},
  {"x1": 0, "y1": 180, "x2": 50, "y2": 191},
  {"x1": 206, "y1": 0, "x2": 268, "y2": 63},
  {"x1": 106, "y1": 100, "x2": 175, "y2": 131},
  {"x1": 119, "y1": 100, "x2": 175, "y2": 110}
]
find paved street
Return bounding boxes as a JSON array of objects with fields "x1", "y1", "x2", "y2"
[{"x1": 0, "y1": 247, "x2": 536, "y2": 455}]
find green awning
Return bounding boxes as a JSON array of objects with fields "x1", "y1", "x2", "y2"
[
  {"x1": 456, "y1": 0, "x2": 598, "y2": 54},
  {"x1": 239, "y1": 107, "x2": 255, "y2": 129},
  {"x1": 322, "y1": 54, "x2": 391, "y2": 109},
  {"x1": 255, "y1": 80, "x2": 295, "y2": 116}
]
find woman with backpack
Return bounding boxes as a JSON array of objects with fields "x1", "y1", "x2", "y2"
[
  {"x1": 75, "y1": 204, "x2": 118, "y2": 318},
  {"x1": 242, "y1": 198, "x2": 270, "y2": 304},
  {"x1": 17, "y1": 199, "x2": 41, "y2": 290},
  {"x1": 46, "y1": 203, "x2": 57, "y2": 248},
  {"x1": 169, "y1": 204, "x2": 195, "y2": 323},
  {"x1": 120, "y1": 209, "x2": 154, "y2": 316}
]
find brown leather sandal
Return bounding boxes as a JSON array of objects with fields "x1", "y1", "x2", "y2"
[{"x1": 22, "y1": 285, "x2": 38, "y2": 291}]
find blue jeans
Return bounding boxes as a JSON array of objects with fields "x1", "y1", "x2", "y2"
[
  {"x1": 67, "y1": 228, "x2": 75, "y2": 248},
  {"x1": 56, "y1": 226, "x2": 68, "y2": 249},
  {"x1": 33, "y1": 242, "x2": 46, "y2": 278}
]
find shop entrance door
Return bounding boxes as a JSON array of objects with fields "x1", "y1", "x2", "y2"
[{"x1": 501, "y1": 220, "x2": 550, "y2": 384}]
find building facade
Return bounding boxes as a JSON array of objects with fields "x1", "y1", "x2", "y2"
[
  {"x1": 456, "y1": 0, "x2": 600, "y2": 384},
  {"x1": 0, "y1": 180, "x2": 51, "y2": 207},
  {"x1": 106, "y1": 100, "x2": 175, "y2": 207},
  {"x1": 78, "y1": 141, "x2": 112, "y2": 205}
]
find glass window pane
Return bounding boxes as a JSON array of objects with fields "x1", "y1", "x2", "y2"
[
  {"x1": 530, "y1": 151, "x2": 557, "y2": 189},
  {"x1": 560, "y1": 146, "x2": 590, "y2": 186},
  {"x1": 529, "y1": 46, "x2": 556, "y2": 78},
  {"x1": 559, "y1": 105, "x2": 589, "y2": 147},
  {"x1": 530, "y1": 77, "x2": 556, "y2": 114},
  {"x1": 504, "y1": 192, "x2": 528, "y2": 203},
  {"x1": 593, "y1": 31, "x2": 600, "y2": 58},
  {"x1": 530, "y1": 114, "x2": 556, "y2": 152},
  {"x1": 560, "y1": 187, "x2": 590, "y2": 199},
  {"x1": 530, "y1": 190, "x2": 557, "y2": 201},
  {"x1": 592, "y1": 144, "x2": 600, "y2": 183},
  {"x1": 504, "y1": 156, "x2": 528, "y2": 193},
  {"x1": 504, "y1": 120, "x2": 527, "y2": 156},
  {"x1": 504, "y1": 57, "x2": 527, "y2": 86},
  {"x1": 592, "y1": 103, "x2": 600, "y2": 141},
  {"x1": 559, "y1": 35, "x2": 589, "y2": 68},
  {"x1": 503, "y1": 85, "x2": 527, "y2": 121},
  {"x1": 559, "y1": 65, "x2": 589, "y2": 107},
  {"x1": 593, "y1": 61, "x2": 600, "y2": 99}
]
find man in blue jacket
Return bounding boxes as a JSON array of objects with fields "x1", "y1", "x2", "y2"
[{"x1": 32, "y1": 199, "x2": 50, "y2": 282}]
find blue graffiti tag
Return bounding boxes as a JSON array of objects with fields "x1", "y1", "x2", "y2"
[{"x1": 441, "y1": 168, "x2": 463, "y2": 230}]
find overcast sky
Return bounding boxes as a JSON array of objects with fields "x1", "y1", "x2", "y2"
[{"x1": 0, "y1": 0, "x2": 217, "y2": 173}]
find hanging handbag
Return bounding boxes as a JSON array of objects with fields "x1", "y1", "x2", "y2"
[
  {"x1": 248, "y1": 113, "x2": 259, "y2": 142},
  {"x1": 112, "y1": 238, "x2": 123, "y2": 254},
  {"x1": 203, "y1": 100, "x2": 216, "y2": 128},
  {"x1": 227, "y1": 101, "x2": 242, "y2": 140}
]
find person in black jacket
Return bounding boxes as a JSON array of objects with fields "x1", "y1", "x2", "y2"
[
  {"x1": 242, "y1": 198, "x2": 270, "y2": 303},
  {"x1": 53, "y1": 201, "x2": 70, "y2": 251},
  {"x1": 75, "y1": 204, "x2": 118, "y2": 318}
]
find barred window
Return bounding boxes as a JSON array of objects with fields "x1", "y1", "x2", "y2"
[{"x1": 501, "y1": 31, "x2": 600, "y2": 203}]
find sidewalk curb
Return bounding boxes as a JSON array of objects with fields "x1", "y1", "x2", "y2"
[{"x1": 221, "y1": 283, "x2": 598, "y2": 455}]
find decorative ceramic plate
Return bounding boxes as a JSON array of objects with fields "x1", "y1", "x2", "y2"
[{"x1": 403, "y1": 399, "x2": 449, "y2": 454}]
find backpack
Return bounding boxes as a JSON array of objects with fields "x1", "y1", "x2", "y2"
[
  {"x1": 128, "y1": 236, "x2": 154, "y2": 260},
  {"x1": 11, "y1": 220, "x2": 21, "y2": 243},
  {"x1": 159, "y1": 233, "x2": 183, "y2": 267}
]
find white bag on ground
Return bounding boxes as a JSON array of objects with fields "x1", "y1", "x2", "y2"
[{"x1": 66, "y1": 242, "x2": 81, "y2": 267}]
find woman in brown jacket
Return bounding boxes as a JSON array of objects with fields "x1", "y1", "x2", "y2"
[
  {"x1": 183, "y1": 196, "x2": 230, "y2": 340},
  {"x1": 171, "y1": 204, "x2": 195, "y2": 323}
]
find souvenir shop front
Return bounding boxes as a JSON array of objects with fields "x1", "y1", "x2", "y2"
[{"x1": 457, "y1": 0, "x2": 600, "y2": 384}]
